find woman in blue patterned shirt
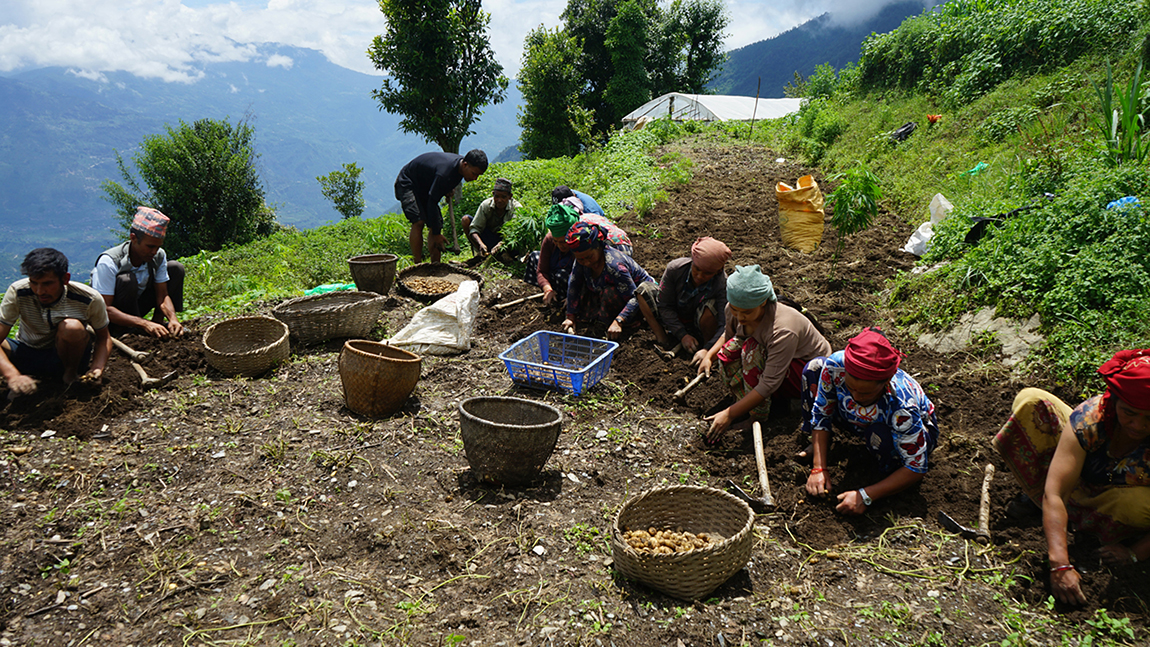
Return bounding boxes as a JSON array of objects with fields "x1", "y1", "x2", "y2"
[{"x1": 802, "y1": 327, "x2": 939, "y2": 515}]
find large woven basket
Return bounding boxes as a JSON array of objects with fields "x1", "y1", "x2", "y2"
[
  {"x1": 611, "y1": 485, "x2": 755, "y2": 600},
  {"x1": 396, "y1": 263, "x2": 484, "y2": 301},
  {"x1": 202, "y1": 316, "x2": 290, "y2": 378},
  {"x1": 459, "y1": 396, "x2": 562, "y2": 485},
  {"x1": 338, "y1": 340, "x2": 421, "y2": 417},
  {"x1": 272, "y1": 291, "x2": 387, "y2": 345}
]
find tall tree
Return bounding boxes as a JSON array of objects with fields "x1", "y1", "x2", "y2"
[
  {"x1": 368, "y1": 0, "x2": 508, "y2": 154},
  {"x1": 677, "y1": 0, "x2": 729, "y2": 92},
  {"x1": 604, "y1": 0, "x2": 652, "y2": 119},
  {"x1": 517, "y1": 26, "x2": 587, "y2": 159},
  {"x1": 102, "y1": 117, "x2": 276, "y2": 259}
]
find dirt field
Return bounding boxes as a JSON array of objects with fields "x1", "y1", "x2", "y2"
[{"x1": 0, "y1": 139, "x2": 1145, "y2": 646}]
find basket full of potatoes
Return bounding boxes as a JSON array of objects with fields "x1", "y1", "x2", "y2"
[{"x1": 610, "y1": 485, "x2": 755, "y2": 600}]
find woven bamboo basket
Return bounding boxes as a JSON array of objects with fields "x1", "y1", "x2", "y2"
[
  {"x1": 338, "y1": 340, "x2": 421, "y2": 417},
  {"x1": 348, "y1": 253, "x2": 398, "y2": 295},
  {"x1": 202, "y1": 316, "x2": 290, "y2": 378},
  {"x1": 396, "y1": 263, "x2": 484, "y2": 301},
  {"x1": 458, "y1": 396, "x2": 562, "y2": 485},
  {"x1": 272, "y1": 291, "x2": 387, "y2": 345},
  {"x1": 611, "y1": 485, "x2": 755, "y2": 600}
]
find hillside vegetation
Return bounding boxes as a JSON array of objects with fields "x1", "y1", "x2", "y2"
[{"x1": 183, "y1": 0, "x2": 1150, "y2": 394}]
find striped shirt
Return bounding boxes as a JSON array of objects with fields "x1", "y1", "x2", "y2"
[{"x1": 0, "y1": 279, "x2": 109, "y2": 349}]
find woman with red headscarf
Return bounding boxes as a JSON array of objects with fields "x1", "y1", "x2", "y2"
[
  {"x1": 993, "y1": 349, "x2": 1150, "y2": 605},
  {"x1": 802, "y1": 327, "x2": 939, "y2": 515},
  {"x1": 635, "y1": 237, "x2": 732, "y2": 364}
]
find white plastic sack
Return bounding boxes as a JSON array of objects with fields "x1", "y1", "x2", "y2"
[
  {"x1": 387, "y1": 280, "x2": 480, "y2": 355},
  {"x1": 901, "y1": 193, "x2": 954, "y2": 256}
]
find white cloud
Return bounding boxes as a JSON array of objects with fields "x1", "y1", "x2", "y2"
[
  {"x1": 265, "y1": 54, "x2": 294, "y2": 69},
  {"x1": 0, "y1": 0, "x2": 912, "y2": 82}
]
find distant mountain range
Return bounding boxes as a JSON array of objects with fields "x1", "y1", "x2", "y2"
[
  {"x1": 709, "y1": 1, "x2": 941, "y2": 97},
  {"x1": 0, "y1": 45, "x2": 521, "y2": 283}
]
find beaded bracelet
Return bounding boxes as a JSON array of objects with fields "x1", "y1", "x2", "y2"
[
  {"x1": 1050, "y1": 564, "x2": 1075, "y2": 573},
  {"x1": 810, "y1": 467, "x2": 825, "y2": 474}
]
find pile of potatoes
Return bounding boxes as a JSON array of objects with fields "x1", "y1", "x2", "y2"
[
  {"x1": 622, "y1": 527, "x2": 719, "y2": 554},
  {"x1": 405, "y1": 277, "x2": 457, "y2": 293}
]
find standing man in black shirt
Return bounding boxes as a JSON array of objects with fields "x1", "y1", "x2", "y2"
[{"x1": 394, "y1": 149, "x2": 488, "y2": 263}]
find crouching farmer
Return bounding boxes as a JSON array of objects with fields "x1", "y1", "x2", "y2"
[
  {"x1": 0, "y1": 248, "x2": 110, "y2": 397},
  {"x1": 803, "y1": 328, "x2": 939, "y2": 515},
  {"x1": 92, "y1": 207, "x2": 184, "y2": 338}
]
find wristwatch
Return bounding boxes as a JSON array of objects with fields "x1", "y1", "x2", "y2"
[{"x1": 858, "y1": 488, "x2": 873, "y2": 506}]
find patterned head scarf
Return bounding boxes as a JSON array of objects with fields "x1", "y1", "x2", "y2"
[
  {"x1": 493, "y1": 178, "x2": 513, "y2": 195},
  {"x1": 564, "y1": 221, "x2": 608, "y2": 252},
  {"x1": 690, "y1": 237, "x2": 732, "y2": 274},
  {"x1": 1098, "y1": 349, "x2": 1150, "y2": 410},
  {"x1": 132, "y1": 206, "x2": 169, "y2": 239},
  {"x1": 725, "y1": 265, "x2": 776, "y2": 309},
  {"x1": 843, "y1": 327, "x2": 903, "y2": 381},
  {"x1": 545, "y1": 203, "x2": 581, "y2": 239}
]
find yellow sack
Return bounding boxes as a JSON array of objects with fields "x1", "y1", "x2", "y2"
[{"x1": 776, "y1": 175, "x2": 825, "y2": 253}]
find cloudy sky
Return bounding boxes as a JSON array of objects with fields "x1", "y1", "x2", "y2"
[{"x1": 0, "y1": 0, "x2": 920, "y2": 83}]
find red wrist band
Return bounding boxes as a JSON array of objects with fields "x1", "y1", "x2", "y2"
[
  {"x1": 810, "y1": 467, "x2": 825, "y2": 474},
  {"x1": 1050, "y1": 564, "x2": 1075, "y2": 573}
]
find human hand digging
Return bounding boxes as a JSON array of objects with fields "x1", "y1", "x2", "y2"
[
  {"x1": 7, "y1": 374, "x2": 38, "y2": 396},
  {"x1": 142, "y1": 320, "x2": 170, "y2": 338},
  {"x1": 805, "y1": 470, "x2": 830, "y2": 497},
  {"x1": 1051, "y1": 567, "x2": 1087, "y2": 605},
  {"x1": 703, "y1": 408, "x2": 731, "y2": 443}
]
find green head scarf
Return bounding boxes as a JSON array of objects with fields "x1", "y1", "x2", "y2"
[
  {"x1": 726, "y1": 264, "x2": 777, "y2": 309},
  {"x1": 545, "y1": 203, "x2": 580, "y2": 239}
]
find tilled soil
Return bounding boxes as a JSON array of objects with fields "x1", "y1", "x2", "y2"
[{"x1": 0, "y1": 139, "x2": 1145, "y2": 646}]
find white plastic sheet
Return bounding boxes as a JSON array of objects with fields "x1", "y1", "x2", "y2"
[
  {"x1": 387, "y1": 280, "x2": 480, "y2": 355},
  {"x1": 901, "y1": 193, "x2": 954, "y2": 256}
]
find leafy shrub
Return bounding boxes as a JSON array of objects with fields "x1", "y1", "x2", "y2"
[
  {"x1": 103, "y1": 116, "x2": 276, "y2": 258},
  {"x1": 826, "y1": 164, "x2": 882, "y2": 259},
  {"x1": 859, "y1": 0, "x2": 1141, "y2": 105},
  {"x1": 498, "y1": 206, "x2": 547, "y2": 254}
]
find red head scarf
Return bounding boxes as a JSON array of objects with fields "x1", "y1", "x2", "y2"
[
  {"x1": 690, "y1": 237, "x2": 732, "y2": 274},
  {"x1": 843, "y1": 327, "x2": 902, "y2": 381},
  {"x1": 1098, "y1": 349, "x2": 1150, "y2": 410}
]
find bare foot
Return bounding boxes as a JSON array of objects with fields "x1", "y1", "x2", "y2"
[{"x1": 796, "y1": 443, "x2": 813, "y2": 459}]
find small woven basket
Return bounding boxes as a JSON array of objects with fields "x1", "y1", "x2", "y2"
[
  {"x1": 202, "y1": 316, "x2": 290, "y2": 377},
  {"x1": 397, "y1": 263, "x2": 484, "y2": 301},
  {"x1": 459, "y1": 396, "x2": 562, "y2": 485},
  {"x1": 338, "y1": 340, "x2": 421, "y2": 417},
  {"x1": 611, "y1": 485, "x2": 755, "y2": 600},
  {"x1": 272, "y1": 291, "x2": 387, "y2": 345}
]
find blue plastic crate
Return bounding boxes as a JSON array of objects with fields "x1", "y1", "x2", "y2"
[{"x1": 499, "y1": 331, "x2": 618, "y2": 396}]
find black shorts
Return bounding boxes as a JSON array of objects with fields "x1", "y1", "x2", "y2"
[{"x1": 398, "y1": 189, "x2": 422, "y2": 224}]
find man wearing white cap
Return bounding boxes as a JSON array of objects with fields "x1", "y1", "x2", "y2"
[{"x1": 91, "y1": 207, "x2": 185, "y2": 338}]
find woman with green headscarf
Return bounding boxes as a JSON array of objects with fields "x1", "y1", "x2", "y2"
[
  {"x1": 697, "y1": 265, "x2": 831, "y2": 443},
  {"x1": 523, "y1": 203, "x2": 633, "y2": 305}
]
